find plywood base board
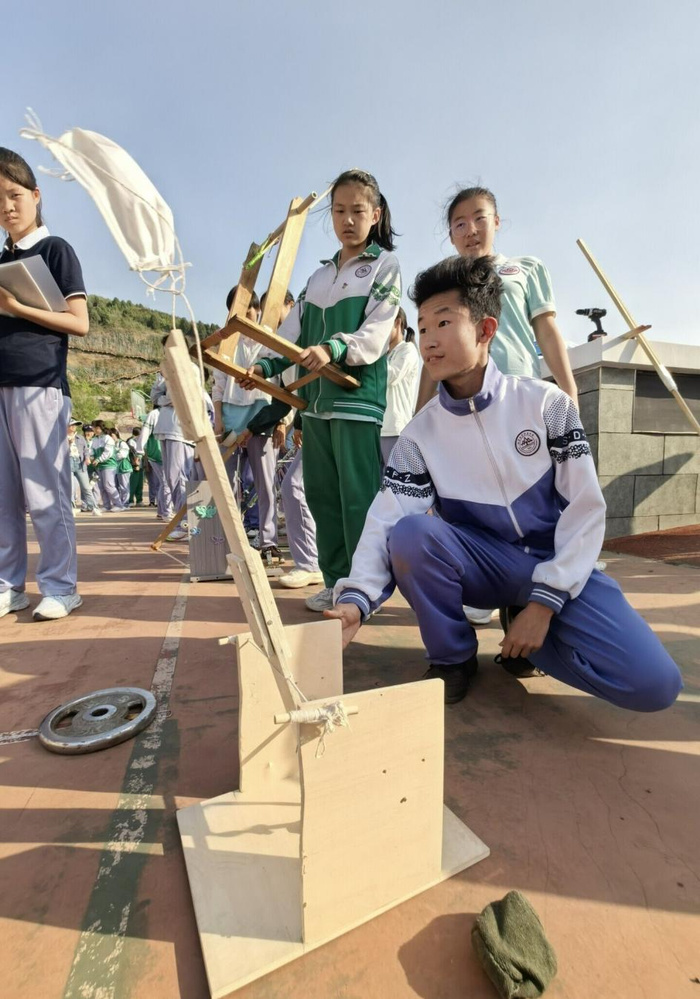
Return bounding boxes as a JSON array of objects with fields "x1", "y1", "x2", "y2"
[{"x1": 177, "y1": 796, "x2": 489, "y2": 998}]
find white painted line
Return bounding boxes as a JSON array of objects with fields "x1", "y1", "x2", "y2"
[
  {"x1": 62, "y1": 574, "x2": 190, "y2": 999},
  {"x1": 0, "y1": 729, "x2": 38, "y2": 745}
]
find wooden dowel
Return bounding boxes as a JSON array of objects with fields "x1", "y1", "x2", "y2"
[
  {"x1": 274, "y1": 706, "x2": 359, "y2": 725},
  {"x1": 201, "y1": 349, "x2": 308, "y2": 409},
  {"x1": 577, "y1": 239, "x2": 700, "y2": 434}
]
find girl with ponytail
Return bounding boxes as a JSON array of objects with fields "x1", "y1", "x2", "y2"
[{"x1": 242, "y1": 168, "x2": 401, "y2": 612}]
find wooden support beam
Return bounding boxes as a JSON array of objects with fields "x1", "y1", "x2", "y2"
[
  {"x1": 577, "y1": 239, "x2": 700, "y2": 434},
  {"x1": 201, "y1": 348, "x2": 307, "y2": 410},
  {"x1": 218, "y1": 314, "x2": 361, "y2": 390},
  {"x1": 258, "y1": 197, "x2": 309, "y2": 333}
]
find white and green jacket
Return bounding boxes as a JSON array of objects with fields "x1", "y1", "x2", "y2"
[{"x1": 256, "y1": 243, "x2": 401, "y2": 422}]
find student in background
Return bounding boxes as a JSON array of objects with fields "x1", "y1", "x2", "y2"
[
  {"x1": 135, "y1": 408, "x2": 167, "y2": 519},
  {"x1": 68, "y1": 419, "x2": 100, "y2": 516},
  {"x1": 210, "y1": 288, "x2": 284, "y2": 560},
  {"x1": 113, "y1": 429, "x2": 133, "y2": 508},
  {"x1": 127, "y1": 426, "x2": 144, "y2": 505},
  {"x1": 90, "y1": 427, "x2": 123, "y2": 512},
  {"x1": 380, "y1": 307, "x2": 419, "y2": 471},
  {"x1": 0, "y1": 148, "x2": 89, "y2": 620},
  {"x1": 150, "y1": 334, "x2": 213, "y2": 541}
]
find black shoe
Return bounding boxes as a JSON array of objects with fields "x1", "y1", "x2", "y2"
[
  {"x1": 497, "y1": 606, "x2": 545, "y2": 678},
  {"x1": 260, "y1": 544, "x2": 284, "y2": 566},
  {"x1": 423, "y1": 655, "x2": 478, "y2": 704}
]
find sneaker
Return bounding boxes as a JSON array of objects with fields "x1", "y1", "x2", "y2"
[
  {"x1": 464, "y1": 606, "x2": 495, "y2": 626},
  {"x1": 278, "y1": 568, "x2": 324, "y2": 589},
  {"x1": 166, "y1": 528, "x2": 188, "y2": 542},
  {"x1": 156, "y1": 514, "x2": 165, "y2": 521},
  {"x1": 246, "y1": 527, "x2": 259, "y2": 539},
  {"x1": 91, "y1": 507, "x2": 102, "y2": 517},
  {"x1": 0, "y1": 589, "x2": 31, "y2": 618},
  {"x1": 496, "y1": 607, "x2": 545, "y2": 678},
  {"x1": 305, "y1": 587, "x2": 334, "y2": 612},
  {"x1": 260, "y1": 545, "x2": 285, "y2": 566},
  {"x1": 423, "y1": 655, "x2": 478, "y2": 704},
  {"x1": 33, "y1": 592, "x2": 83, "y2": 621},
  {"x1": 72, "y1": 507, "x2": 80, "y2": 517}
]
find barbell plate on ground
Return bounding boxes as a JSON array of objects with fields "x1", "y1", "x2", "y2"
[{"x1": 38, "y1": 687, "x2": 157, "y2": 755}]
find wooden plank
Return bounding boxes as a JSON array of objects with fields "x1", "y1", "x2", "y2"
[
  {"x1": 217, "y1": 315, "x2": 361, "y2": 390},
  {"x1": 201, "y1": 348, "x2": 307, "y2": 410},
  {"x1": 236, "y1": 619, "x2": 342, "y2": 795},
  {"x1": 177, "y1": 795, "x2": 488, "y2": 998},
  {"x1": 259, "y1": 197, "x2": 307, "y2": 332},
  {"x1": 299, "y1": 680, "x2": 445, "y2": 943},
  {"x1": 209, "y1": 243, "x2": 264, "y2": 364},
  {"x1": 162, "y1": 330, "x2": 295, "y2": 680}
]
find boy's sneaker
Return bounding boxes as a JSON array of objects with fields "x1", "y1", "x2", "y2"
[
  {"x1": 496, "y1": 606, "x2": 545, "y2": 678},
  {"x1": 423, "y1": 655, "x2": 478, "y2": 704},
  {"x1": 33, "y1": 593, "x2": 83, "y2": 621},
  {"x1": 278, "y1": 568, "x2": 324, "y2": 589},
  {"x1": 0, "y1": 589, "x2": 31, "y2": 618},
  {"x1": 305, "y1": 587, "x2": 334, "y2": 613},
  {"x1": 464, "y1": 605, "x2": 495, "y2": 626},
  {"x1": 260, "y1": 545, "x2": 285, "y2": 567},
  {"x1": 91, "y1": 507, "x2": 102, "y2": 517}
]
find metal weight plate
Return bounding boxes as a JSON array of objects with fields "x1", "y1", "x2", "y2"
[{"x1": 38, "y1": 687, "x2": 157, "y2": 755}]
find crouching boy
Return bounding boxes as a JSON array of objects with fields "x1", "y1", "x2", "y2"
[{"x1": 326, "y1": 256, "x2": 682, "y2": 708}]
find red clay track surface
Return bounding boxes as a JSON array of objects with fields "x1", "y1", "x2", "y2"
[
  {"x1": 1, "y1": 510, "x2": 699, "y2": 998},
  {"x1": 605, "y1": 523, "x2": 700, "y2": 568}
]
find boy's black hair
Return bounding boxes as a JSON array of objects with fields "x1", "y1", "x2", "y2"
[
  {"x1": 226, "y1": 285, "x2": 261, "y2": 314},
  {"x1": 409, "y1": 255, "x2": 502, "y2": 324},
  {"x1": 330, "y1": 169, "x2": 398, "y2": 251}
]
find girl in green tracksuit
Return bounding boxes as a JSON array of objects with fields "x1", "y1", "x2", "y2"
[{"x1": 250, "y1": 169, "x2": 401, "y2": 611}]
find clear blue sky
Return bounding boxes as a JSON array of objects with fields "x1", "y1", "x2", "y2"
[{"x1": 3, "y1": 0, "x2": 699, "y2": 344}]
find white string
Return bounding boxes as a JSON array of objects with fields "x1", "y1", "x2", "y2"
[{"x1": 285, "y1": 702, "x2": 350, "y2": 757}]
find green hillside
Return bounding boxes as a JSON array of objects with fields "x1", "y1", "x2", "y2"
[{"x1": 68, "y1": 295, "x2": 219, "y2": 419}]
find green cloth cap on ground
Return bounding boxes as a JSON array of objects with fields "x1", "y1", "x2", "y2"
[{"x1": 471, "y1": 890, "x2": 557, "y2": 998}]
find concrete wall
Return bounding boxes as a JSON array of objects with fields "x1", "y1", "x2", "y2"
[{"x1": 576, "y1": 367, "x2": 700, "y2": 539}]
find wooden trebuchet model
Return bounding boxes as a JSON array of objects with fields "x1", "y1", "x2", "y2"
[{"x1": 163, "y1": 330, "x2": 489, "y2": 998}]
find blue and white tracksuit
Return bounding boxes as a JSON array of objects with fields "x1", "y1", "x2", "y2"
[{"x1": 336, "y1": 360, "x2": 682, "y2": 712}]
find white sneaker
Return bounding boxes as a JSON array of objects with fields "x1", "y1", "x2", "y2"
[
  {"x1": 33, "y1": 593, "x2": 83, "y2": 621},
  {"x1": 278, "y1": 568, "x2": 324, "y2": 589},
  {"x1": 91, "y1": 507, "x2": 102, "y2": 517},
  {"x1": 305, "y1": 587, "x2": 334, "y2": 612},
  {"x1": 166, "y1": 528, "x2": 188, "y2": 542},
  {"x1": 0, "y1": 589, "x2": 31, "y2": 618},
  {"x1": 72, "y1": 507, "x2": 79, "y2": 517},
  {"x1": 464, "y1": 606, "x2": 495, "y2": 626}
]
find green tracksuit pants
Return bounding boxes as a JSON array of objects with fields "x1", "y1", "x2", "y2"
[{"x1": 301, "y1": 416, "x2": 382, "y2": 588}]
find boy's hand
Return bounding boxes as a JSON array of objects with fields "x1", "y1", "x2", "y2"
[
  {"x1": 236, "y1": 364, "x2": 263, "y2": 391},
  {"x1": 292, "y1": 429, "x2": 303, "y2": 449},
  {"x1": 499, "y1": 602, "x2": 554, "y2": 660},
  {"x1": 324, "y1": 602, "x2": 362, "y2": 648},
  {"x1": 238, "y1": 429, "x2": 253, "y2": 447},
  {"x1": 272, "y1": 424, "x2": 286, "y2": 450},
  {"x1": 299, "y1": 344, "x2": 331, "y2": 372}
]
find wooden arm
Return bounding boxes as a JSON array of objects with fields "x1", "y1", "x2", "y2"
[{"x1": 201, "y1": 348, "x2": 308, "y2": 410}]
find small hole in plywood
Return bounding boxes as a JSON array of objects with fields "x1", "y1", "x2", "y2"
[
  {"x1": 382, "y1": 769, "x2": 387, "y2": 774},
  {"x1": 400, "y1": 797, "x2": 407, "y2": 804}
]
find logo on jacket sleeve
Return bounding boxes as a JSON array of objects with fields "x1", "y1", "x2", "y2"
[
  {"x1": 515, "y1": 429, "x2": 541, "y2": 455},
  {"x1": 498, "y1": 265, "x2": 521, "y2": 275},
  {"x1": 355, "y1": 264, "x2": 372, "y2": 278}
]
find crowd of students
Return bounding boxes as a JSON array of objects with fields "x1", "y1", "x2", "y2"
[{"x1": 0, "y1": 147, "x2": 683, "y2": 719}]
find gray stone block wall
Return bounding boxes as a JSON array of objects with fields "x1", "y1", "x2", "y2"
[{"x1": 574, "y1": 366, "x2": 700, "y2": 539}]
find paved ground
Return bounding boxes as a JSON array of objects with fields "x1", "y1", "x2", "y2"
[{"x1": 1, "y1": 509, "x2": 698, "y2": 999}]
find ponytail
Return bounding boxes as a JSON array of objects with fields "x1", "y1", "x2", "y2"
[{"x1": 330, "y1": 169, "x2": 398, "y2": 252}]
